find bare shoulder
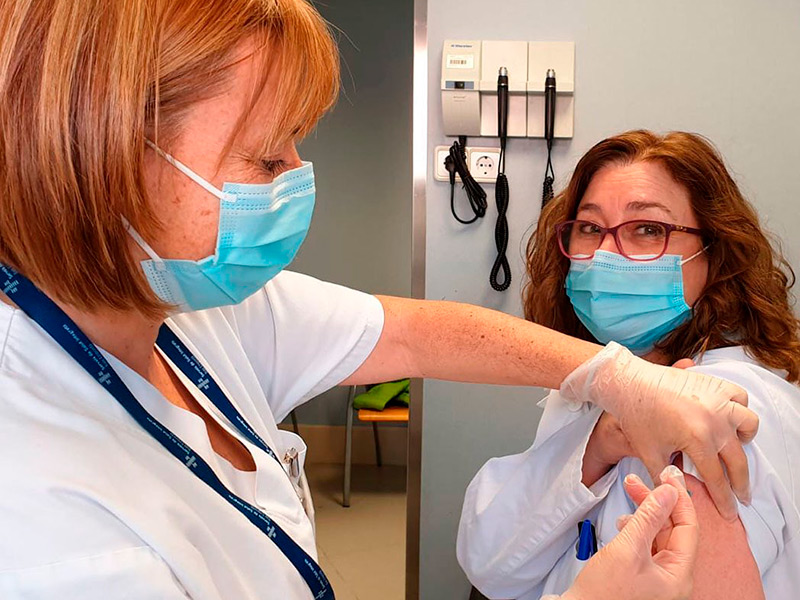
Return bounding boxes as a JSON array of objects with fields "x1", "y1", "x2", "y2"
[{"x1": 685, "y1": 473, "x2": 765, "y2": 600}]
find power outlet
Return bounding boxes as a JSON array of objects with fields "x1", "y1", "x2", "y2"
[
  {"x1": 468, "y1": 147, "x2": 501, "y2": 183},
  {"x1": 433, "y1": 144, "x2": 501, "y2": 184},
  {"x1": 434, "y1": 146, "x2": 458, "y2": 182}
]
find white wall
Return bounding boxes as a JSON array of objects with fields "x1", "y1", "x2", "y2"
[
  {"x1": 419, "y1": 1, "x2": 800, "y2": 597},
  {"x1": 288, "y1": 0, "x2": 413, "y2": 426}
]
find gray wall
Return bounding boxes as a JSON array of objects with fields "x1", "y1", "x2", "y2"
[
  {"x1": 287, "y1": 0, "x2": 413, "y2": 426},
  {"x1": 419, "y1": 1, "x2": 800, "y2": 597}
]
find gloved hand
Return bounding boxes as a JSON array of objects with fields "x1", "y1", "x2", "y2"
[
  {"x1": 561, "y1": 342, "x2": 758, "y2": 521},
  {"x1": 555, "y1": 465, "x2": 698, "y2": 600}
]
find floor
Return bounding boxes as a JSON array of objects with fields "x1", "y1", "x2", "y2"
[{"x1": 307, "y1": 463, "x2": 407, "y2": 600}]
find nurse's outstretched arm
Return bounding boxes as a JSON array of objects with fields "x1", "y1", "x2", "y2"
[
  {"x1": 345, "y1": 297, "x2": 599, "y2": 388},
  {"x1": 343, "y1": 296, "x2": 758, "y2": 520}
]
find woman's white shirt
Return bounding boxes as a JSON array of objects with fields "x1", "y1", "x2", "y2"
[
  {"x1": 457, "y1": 347, "x2": 800, "y2": 600},
  {"x1": 0, "y1": 270, "x2": 384, "y2": 599}
]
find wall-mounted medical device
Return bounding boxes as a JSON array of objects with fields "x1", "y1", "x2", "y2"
[
  {"x1": 441, "y1": 40, "x2": 482, "y2": 136},
  {"x1": 440, "y1": 41, "x2": 575, "y2": 293},
  {"x1": 527, "y1": 42, "x2": 575, "y2": 139},
  {"x1": 441, "y1": 40, "x2": 575, "y2": 139},
  {"x1": 480, "y1": 41, "x2": 528, "y2": 138}
]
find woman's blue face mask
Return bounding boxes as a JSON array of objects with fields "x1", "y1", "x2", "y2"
[
  {"x1": 126, "y1": 143, "x2": 315, "y2": 313},
  {"x1": 565, "y1": 248, "x2": 705, "y2": 355}
]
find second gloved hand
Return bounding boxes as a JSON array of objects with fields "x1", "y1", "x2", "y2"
[
  {"x1": 560, "y1": 342, "x2": 759, "y2": 521},
  {"x1": 557, "y1": 466, "x2": 698, "y2": 600}
]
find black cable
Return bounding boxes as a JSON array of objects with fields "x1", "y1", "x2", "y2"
[
  {"x1": 542, "y1": 142, "x2": 555, "y2": 208},
  {"x1": 490, "y1": 66, "x2": 512, "y2": 292},
  {"x1": 445, "y1": 136, "x2": 487, "y2": 225},
  {"x1": 490, "y1": 141, "x2": 511, "y2": 291}
]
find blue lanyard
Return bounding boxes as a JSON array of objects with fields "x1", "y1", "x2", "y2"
[
  {"x1": 0, "y1": 265, "x2": 334, "y2": 600},
  {"x1": 155, "y1": 326, "x2": 280, "y2": 463}
]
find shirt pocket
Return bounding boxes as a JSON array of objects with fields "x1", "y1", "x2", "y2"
[{"x1": 0, "y1": 546, "x2": 191, "y2": 600}]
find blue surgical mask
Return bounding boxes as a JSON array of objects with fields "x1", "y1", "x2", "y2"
[
  {"x1": 565, "y1": 249, "x2": 705, "y2": 355},
  {"x1": 127, "y1": 143, "x2": 315, "y2": 313}
]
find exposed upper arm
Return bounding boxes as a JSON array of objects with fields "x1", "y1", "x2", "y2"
[
  {"x1": 685, "y1": 473, "x2": 765, "y2": 600},
  {"x1": 341, "y1": 295, "x2": 418, "y2": 385}
]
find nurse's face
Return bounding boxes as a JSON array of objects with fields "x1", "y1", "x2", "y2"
[
  {"x1": 141, "y1": 41, "x2": 303, "y2": 262},
  {"x1": 575, "y1": 161, "x2": 709, "y2": 307}
]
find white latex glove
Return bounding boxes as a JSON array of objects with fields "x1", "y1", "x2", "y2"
[
  {"x1": 548, "y1": 465, "x2": 698, "y2": 600},
  {"x1": 561, "y1": 342, "x2": 758, "y2": 521}
]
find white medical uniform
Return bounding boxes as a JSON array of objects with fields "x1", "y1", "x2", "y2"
[
  {"x1": 457, "y1": 347, "x2": 800, "y2": 600},
  {"x1": 0, "y1": 271, "x2": 384, "y2": 599}
]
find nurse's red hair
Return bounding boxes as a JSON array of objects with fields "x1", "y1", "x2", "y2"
[
  {"x1": 0, "y1": 0, "x2": 339, "y2": 317},
  {"x1": 523, "y1": 130, "x2": 800, "y2": 382}
]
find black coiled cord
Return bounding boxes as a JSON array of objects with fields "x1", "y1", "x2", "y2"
[
  {"x1": 490, "y1": 148, "x2": 511, "y2": 291},
  {"x1": 445, "y1": 136, "x2": 487, "y2": 225},
  {"x1": 542, "y1": 142, "x2": 555, "y2": 208}
]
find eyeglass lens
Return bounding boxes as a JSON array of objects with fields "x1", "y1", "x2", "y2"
[{"x1": 561, "y1": 221, "x2": 669, "y2": 259}]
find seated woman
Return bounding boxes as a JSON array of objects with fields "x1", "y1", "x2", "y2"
[{"x1": 457, "y1": 130, "x2": 800, "y2": 600}]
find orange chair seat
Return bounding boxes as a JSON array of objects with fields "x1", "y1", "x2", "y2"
[{"x1": 357, "y1": 406, "x2": 409, "y2": 422}]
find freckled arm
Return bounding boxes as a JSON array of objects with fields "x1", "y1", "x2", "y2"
[{"x1": 342, "y1": 296, "x2": 600, "y2": 388}]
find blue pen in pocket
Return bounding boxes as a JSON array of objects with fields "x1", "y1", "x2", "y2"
[
  {"x1": 541, "y1": 519, "x2": 598, "y2": 597},
  {"x1": 577, "y1": 519, "x2": 597, "y2": 560}
]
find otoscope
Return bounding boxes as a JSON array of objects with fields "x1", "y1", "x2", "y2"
[
  {"x1": 490, "y1": 66, "x2": 511, "y2": 292},
  {"x1": 498, "y1": 66, "x2": 509, "y2": 146},
  {"x1": 544, "y1": 68, "x2": 556, "y2": 145},
  {"x1": 542, "y1": 68, "x2": 556, "y2": 207}
]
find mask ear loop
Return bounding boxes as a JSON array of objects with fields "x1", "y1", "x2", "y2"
[
  {"x1": 680, "y1": 245, "x2": 710, "y2": 265},
  {"x1": 145, "y1": 139, "x2": 235, "y2": 202},
  {"x1": 121, "y1": 216, "x2": 167, "y2": 270}
]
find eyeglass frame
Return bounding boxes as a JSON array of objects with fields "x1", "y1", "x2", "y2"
[{"x1": 555, "y1": 219, "x2": 705, "y2": 262}]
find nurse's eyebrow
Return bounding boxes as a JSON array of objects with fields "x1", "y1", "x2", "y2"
[
  {"x1": 626, "y1": 200, "x2": 675, "y2": 218},
  {"x1": 577, "y1": 200, "x2": 677, "y2": 219},
  {"x1": 576, "y1": 202, "x2": 602, "y2": 213}
]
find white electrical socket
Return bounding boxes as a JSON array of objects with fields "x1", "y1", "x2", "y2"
[
  {"x1": 434, "y1": 146, "x2": 457, "y2": 182},
  {"x1": 433, "y1": 144, "x2": 501, "y2": 184},
  {"x1": 468, "y1": 147, "x2": 501, "y2": 183}
]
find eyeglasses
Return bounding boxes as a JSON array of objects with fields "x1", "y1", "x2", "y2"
[{"x1": 555, "y1": 219, "x2": 704, "y2": 261}]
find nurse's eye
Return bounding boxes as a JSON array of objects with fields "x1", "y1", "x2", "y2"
[
  {"x1": 576, "y1": 222, "x2": 602, "y2": 236},
  {"x1": 260, "y1": 159, "x2": 288, "y2": 177},
  {"x1": 631, "y1": 222, "x2": 667, "y2": 238}
]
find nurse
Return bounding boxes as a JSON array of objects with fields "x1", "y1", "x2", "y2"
[
  {"x1": 458, "y1": 131, "x2": 800, "y2": 599},
  {"x1": 0, "y1": 4, "x2": 754, "y2": 599}
]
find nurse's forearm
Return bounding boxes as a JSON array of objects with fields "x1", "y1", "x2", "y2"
[{"x1": 344, "y1": 296, "x2": 601, "y2": 389}]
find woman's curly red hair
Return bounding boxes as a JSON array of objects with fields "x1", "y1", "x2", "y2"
[{"x1": 523, "y1": 130, "x2": 800, "y2": 382}]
